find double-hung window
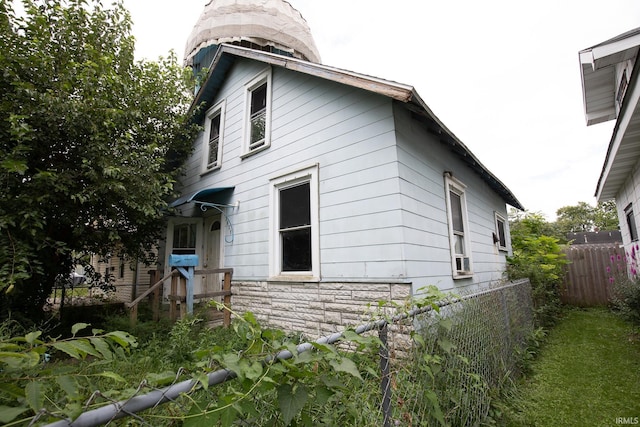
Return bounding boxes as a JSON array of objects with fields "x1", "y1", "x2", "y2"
[
  {"x1": 444, "y1": 173, "x2": 473, "y2": 277},
  {"x1": 270, "y1": 165, "x2": 319, "y2": 279},
  {"x1": 203, "y1": 101, "x2": 225, "y2": 172},
  {"x1": 625, "y1": 204, "x2": 638, "y2": 242},
  {"x1": 243, "y1": 69, "x2": 272, "y2": 156},
  {"x1": 280, "y1": 183, "x2": 311, "y2": 271}
]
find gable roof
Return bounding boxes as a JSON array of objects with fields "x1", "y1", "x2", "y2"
[
  {"x1": 191, "y1": 44, "x2": 524, "y2": 210},
  {"x1": 579, "y1": 28, "x2": 640, "y2": 201}
]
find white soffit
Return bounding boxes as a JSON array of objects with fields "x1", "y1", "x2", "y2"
[{"x1": 579, "y1": 28, "x2": 640, "y2": 126}]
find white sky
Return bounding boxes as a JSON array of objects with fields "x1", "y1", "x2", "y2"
[{"x1": 125, "y1": 0, "x2": 640, "y2": 220}]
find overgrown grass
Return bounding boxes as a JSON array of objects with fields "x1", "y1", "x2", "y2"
[{"x1": 497, "y1": 308, "x2": 640, "y2": 426}]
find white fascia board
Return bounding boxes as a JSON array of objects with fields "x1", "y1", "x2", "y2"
[
  {"x1": 590, "y1": 34, "x2": 640, "y2": 65},
  {"x1": 579, "y1": 50, "x2": 595, "y2": 67},
  {"x1": 595, "y1": 73, "x2": 640, "y2": 201}
]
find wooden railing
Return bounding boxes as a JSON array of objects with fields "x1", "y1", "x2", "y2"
[{"x1": 126, "y1": 268, "x2": 233, "y2": 327}]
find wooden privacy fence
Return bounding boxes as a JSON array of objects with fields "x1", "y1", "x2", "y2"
[
  {"x1": 126, "y1": 268, "x2": 233, "y2": 327},
  {"x1": 562, "y1": 244, "x2": 625, "y2": 306}
]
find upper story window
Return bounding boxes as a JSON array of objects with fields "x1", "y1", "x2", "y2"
[
  {"x1": 617, "y1": 69, "x2": 628, "y2": 109},
  {"x1": 243, "y1": 69, "x2": 272, "y2": 157},
  {"x1": 269, "y1": 164, "x2": 319, "y2": 280},
  {"x1": 625, "y1": 204, "x2": 638, "y2": 242},
  {"x1": 444, "y1": 173, "x2": 473, "y2": 278},
  {"x1": 494, "y1": 213, "x2": 507, "y2": 251},
  {"x1": 202, "y1": 101, "x2": 225, "y2": 172}
]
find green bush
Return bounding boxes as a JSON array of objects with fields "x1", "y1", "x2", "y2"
[
  {"x1": 508, "y1": 212, "x2": 567, "y2": 327},
  {"x1": 609, "y1": 246, "x2": 640, "y2": 326},
  {"x1": 611, "y1": 278, "x2": 640, "y2": 325},
  {"x1": 0, "y1": 322, "x2": 138, "y2": 425}
]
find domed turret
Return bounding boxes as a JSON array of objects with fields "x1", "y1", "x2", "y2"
[{"x1": 184, "y1": 0, "x2": 321, "y2": 70}]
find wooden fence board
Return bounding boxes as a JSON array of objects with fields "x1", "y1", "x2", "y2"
[{"x1": 562, "y1": 244, "x2": 625, "y2": 306}]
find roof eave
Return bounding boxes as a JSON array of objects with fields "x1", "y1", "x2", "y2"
[
  {"x1": 191, "y1": 45, "x2": 524, "y2": 210},
  {"x1": 595, "y1": 55, "x2": 640, "y2": 202},
  {"x1": 406, "y1": 90, "x2": 524, "y2": 210},
  {"x1": 579, "y1": 28, "x2": 640, "y2": 126}
]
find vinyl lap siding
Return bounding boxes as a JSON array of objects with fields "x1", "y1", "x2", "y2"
[
  {"x1": 173, "y1": 59, "x2": 510, "y2": 291},
  {"x1": 176, "y1": 60, "x2": 402, "y2": 281},
  {"x1": 393, "y1": 106, "x2": 510, "y2": 293},
  {"x1": 613, "y1": 159, "x2": 640, "y2": 252}
]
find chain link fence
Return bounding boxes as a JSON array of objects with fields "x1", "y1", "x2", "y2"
[
  {"x1": 40, "y1": 279, "x2": 532, "y2": 426},
  {"x1": 384, "y1": 279, "x2": 533, "y2": 425}
]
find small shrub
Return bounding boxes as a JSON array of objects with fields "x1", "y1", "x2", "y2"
[
  {"x1": 611, "y1": 278, "x2": 640, "y2": 325},
  {"x1": 609, "y1": 245, "x2": 640, "y2": 326},
  {"x1": 103, "y1": 314, "x2": 173, "y2": 344},
  {"x1": 516, "y1": 326, "x2": 547, "y2": 374}
]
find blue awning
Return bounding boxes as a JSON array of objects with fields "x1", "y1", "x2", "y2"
[{"x1": 169, "y1": 187, "x2": 234, "y2": 208}]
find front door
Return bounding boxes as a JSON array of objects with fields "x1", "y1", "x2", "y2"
[{"x1": 203, "y1": 215, "x2": 222, "y2": 299}]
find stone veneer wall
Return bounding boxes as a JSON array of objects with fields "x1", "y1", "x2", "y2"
[{"x1": 231, "y1": 281, "x2": 412, "y2": 339}]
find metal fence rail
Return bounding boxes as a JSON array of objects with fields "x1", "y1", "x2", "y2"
[{"x1": 43, "y1": 279, "x2": 532, "y2": 427}]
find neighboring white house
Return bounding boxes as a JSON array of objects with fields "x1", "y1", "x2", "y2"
[
  {"x1": 88, "y1": 254, "x2": 154, "y2": 302},
  {"x1": 159, "y1": 0, "x2": 524, "y2": 336},
  {"x1": 580, "y1": 28, "x2": 640, "y2": 254}
]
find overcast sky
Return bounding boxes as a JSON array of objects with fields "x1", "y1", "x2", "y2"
[{"x1": 125, "y1": 0, "x2": 640, "y2": 220}]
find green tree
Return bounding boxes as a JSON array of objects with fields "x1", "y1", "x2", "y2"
[
  {"x1": 555, "y1": 202, "x2": 594, "y2": 233},
  {"x1": 592, "y1": 200, "x2": 619, "y2": 231},
  {"x1": 0, "y1": 0, "x2": 199, "y2": 322},
  {"x1": 508, "y1": 211, "x2": 567, "y2": 327},
  {"x1": 555, "y1": 201, "x2": 619, "y2": 237}
]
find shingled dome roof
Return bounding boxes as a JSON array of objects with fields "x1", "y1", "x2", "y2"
[{"x1": 184, "y1": 0, "x2": 321, "y2": 66}]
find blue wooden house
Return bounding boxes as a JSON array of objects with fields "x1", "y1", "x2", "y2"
[{"x1": 159, "y1": 0, "x2": 523, "y2": 334}]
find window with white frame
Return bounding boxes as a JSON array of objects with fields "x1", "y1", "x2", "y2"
[
  {"x1": 444, "y1": 173, "x2": 473, "y2": 277},
  {"x1": 202, "y1": 101, "x2": 225, "y2": 171},
  {"x1": 243, "y1": 69, "x2": 272, "y2": 156},
  {"x1": 625, "y1": 204, "x2": 638, "y2": 242},
  {"x1": 494, "y1": 213, "x2": 507, "y2": 251},
  {"x1": 172, "y1": 223, "x2": 197, "y2": 255},
  {"x1": 270, "y1": 165, "x2": 319, "y2": 279}
]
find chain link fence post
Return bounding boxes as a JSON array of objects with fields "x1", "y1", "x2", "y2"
[{"x1": 379, "y1": 322, "x2": 392, "y2": 427}]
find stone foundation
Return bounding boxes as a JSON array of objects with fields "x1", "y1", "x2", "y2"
[{"x1": 231, "y1": 281, "x2": 411, "y2": 339}]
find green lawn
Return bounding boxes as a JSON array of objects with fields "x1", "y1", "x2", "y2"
[{"x1": 501, "y1": 308, "x2": 640, "y2": 426}]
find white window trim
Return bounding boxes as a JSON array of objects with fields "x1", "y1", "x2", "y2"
[
  {"x1": 494, "y1": 212, "x2": 508, "y2": 252},
  {"x1": 241, "y1": 68, "x2": 272, "y2": 158},
  {"x1": 165, "y1": 218, "x2": 203, "y2": 275},
  {"x1": 269, "y1": 164, "x2": 320, "y2": 281},
  {"x1": 444, "y1": 173, "x2": 473, "y2": 279},
  {"x1": 625, "y1": 203, "x2": 638, "y2": 242},
  {"x1": 201, "y1": 100, "x2": 225, "y2": 174}
]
